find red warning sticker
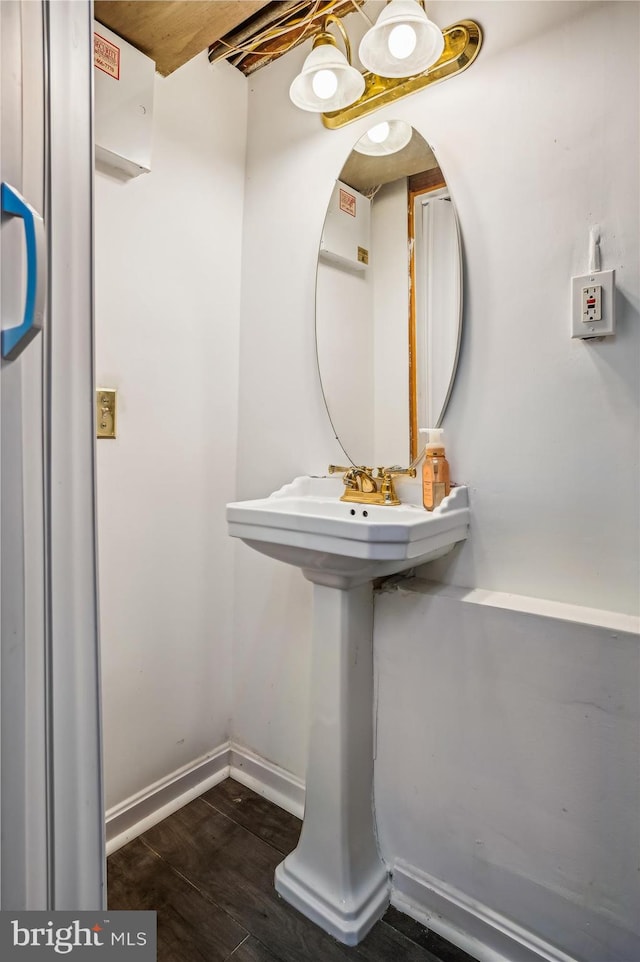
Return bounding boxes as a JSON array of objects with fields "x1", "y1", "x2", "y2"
[
  {"x1": 339, "y1": 189, "x2": 356, "y2": 217},
  {"x1": 94, "y1": 33, "x2": 120, "y2": 80}
]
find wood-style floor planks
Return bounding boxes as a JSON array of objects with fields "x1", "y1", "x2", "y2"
[
  {"x1": 141, "y1": 800, "x2": 362, "y2": 962},
  {"x1": 108, "y1": 777, "x2": 478, "y2": 962},
  {"x1": 202, "y1": 779, "x2": 301, "y2": 856},
  {"x1": 227, "y1": 937, "x2": 283, "y2": 961},
  {"x1": 355, "y1": 919, "x2": 443, "y2": 962},
  {"x1": 108, "y1": 836, "x2": 248, "y2": 961},
  {"x1": 382, "y1": 907, "x2": 477, "y2": 962}
]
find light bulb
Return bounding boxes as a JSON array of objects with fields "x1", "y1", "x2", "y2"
[
  {"x1": 368, "y1": 122, "x2": 390, "y2": 144},
  {"x1": 387, "y1": 23, "x2": 417, "y2": 60},
  {"x1": 311, "y1": 69, "x2": 338, "y2": 100}
]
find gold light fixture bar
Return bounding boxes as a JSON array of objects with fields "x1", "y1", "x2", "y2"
[{"x1": 322, "y1": 20, "x2": 482, "y2": 129}]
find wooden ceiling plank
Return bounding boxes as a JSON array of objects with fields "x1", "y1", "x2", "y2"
[{"x1": 94, "y1": 0, "x2": 271, "y2": 75}]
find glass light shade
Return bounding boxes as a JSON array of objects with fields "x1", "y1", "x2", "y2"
[
  {"x1": 358, "y1": 0, "x2": 445, "y2": 79},
  {"x1": 290, "y1": 42, "x2": 365, "y2": 112},
  {"x1": 353, "y1": 119, "x2": 413, "y2": 156}
]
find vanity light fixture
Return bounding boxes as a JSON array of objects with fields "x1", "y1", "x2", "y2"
[
  {"x1": 288, "y1": 2, "x2": 482, "y2": 129},
  {"x1": 353, "y1": 119, "x2": 412, "y2": 155},
  {"x1": 289, "y1": 14, "x2": 365, "y2": 112}
]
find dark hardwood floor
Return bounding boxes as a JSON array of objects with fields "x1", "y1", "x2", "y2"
[{"x1": 108, "y1": 778, "x2": 477, "y2": 962}]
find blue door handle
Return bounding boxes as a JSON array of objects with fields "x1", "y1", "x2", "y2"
[{"x1": 1, "y1": 182, "x2": 47, "y2": 360}]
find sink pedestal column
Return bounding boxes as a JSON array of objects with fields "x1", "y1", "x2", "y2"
[{"x1": 275, "y1": 579, "x2": 389, "y2": 945}]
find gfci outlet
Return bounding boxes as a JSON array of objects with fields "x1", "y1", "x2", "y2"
[{"x1": 571, "y1": 269, "x2": 615, "y2": 338}]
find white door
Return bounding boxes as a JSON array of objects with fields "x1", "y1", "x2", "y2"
[
  {"x1": 0, "y1": 0, "x2": 104, "y2": 910},
  {"x1": 413, "y1": 191, "x2": 462, "y2": 430}
]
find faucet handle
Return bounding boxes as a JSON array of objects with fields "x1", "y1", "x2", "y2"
[
  {"x1": 328, "y1": 465, "x2": 359, "y2": 489},
  {"x1": 329, "y1": 464, "x2": 375, "y2": 477},
  {"x1": 383, "y1": 466, "x2": 417, "y2": 478}
]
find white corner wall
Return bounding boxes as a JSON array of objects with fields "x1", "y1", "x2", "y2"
[
  {"x1": 237, "y1": 1, "x2": 640, "y2": 959},
  {"x1": 95, "y1": 54, "x2": 247, "y2": 810},
  {"x1": 316, "y1": 252, "x2": 375, "y2": 464},
  {"x1": 372, "y1": 178, "x2": 410, "y2": 466}
]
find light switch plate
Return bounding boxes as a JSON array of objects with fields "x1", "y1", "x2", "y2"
[
  {"x1": 96, "y1": 388, "x2": 117, "y2": 438},
  {"x1": 571, "y1": 269, "x2": 615, "y2": 338}
]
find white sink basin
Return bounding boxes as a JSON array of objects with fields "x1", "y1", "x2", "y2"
[{"x1": 227, "y1": 475, "x2": 469, "y2": 587}]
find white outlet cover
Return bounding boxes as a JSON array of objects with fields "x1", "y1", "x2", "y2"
[{"x1": 571, "y1": 269, "x2": 615, "y2": 338}]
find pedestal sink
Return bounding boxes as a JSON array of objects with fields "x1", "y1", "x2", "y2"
[{"x1": 227, "y1": 475, "x2": 469, "y2": 944}]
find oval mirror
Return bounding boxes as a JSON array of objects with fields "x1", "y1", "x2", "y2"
[{"x1": 315, "y1": 121, "x2": 462, "y2": 468}]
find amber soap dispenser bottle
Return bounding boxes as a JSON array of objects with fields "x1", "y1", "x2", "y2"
[{"x1": 422, "y1": 429, "x2": 451, "y2": 511}]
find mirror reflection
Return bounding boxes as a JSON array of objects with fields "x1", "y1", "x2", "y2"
[{"x1": 315, "y1": 122, "x2": 462, "y2": 468}]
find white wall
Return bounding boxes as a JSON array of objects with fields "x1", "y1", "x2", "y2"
[
  {"x1": 414, "y1": 1, "x2": 639, "y2": 615},
  {"x1": 236, "y1": 1, "x2": 640, "y2": 958},
  {"x1": 95, "y1": 54, "x2": 247, "y2": 809}
]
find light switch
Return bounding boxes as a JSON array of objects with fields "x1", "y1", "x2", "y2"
[
  {"x1": 96, "y1": 389, "x2": 117, "y2": 439},
  {"x1": 571, "y1": 270, "x2": 615, "y2": 338}
]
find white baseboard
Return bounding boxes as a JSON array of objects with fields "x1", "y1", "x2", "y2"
[
  {"x1": 105, "y1": 741, "x2": 305, "y2": 855},
  {"x1": 391, "y1": 860, "x2": 579, "y2": 962},
  {"x1": 229, "y1": 741, "x2": 305, "y2": 820},
  {"x1": 105, "y1": 743, "x2": 231, "y2": 854}
]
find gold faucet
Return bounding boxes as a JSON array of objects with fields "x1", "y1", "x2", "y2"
[{"x1": 328, "y1": 464, "x2": 416, "y2": 506}]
